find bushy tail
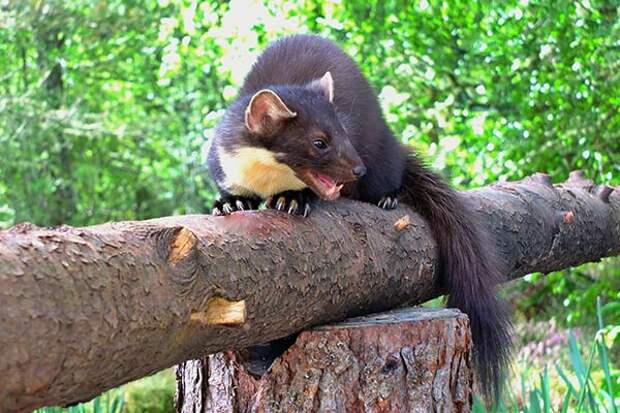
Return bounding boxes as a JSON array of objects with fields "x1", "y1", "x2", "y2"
[{"x1": 400, "y1": 153, "x2": 512, "y2": 402}]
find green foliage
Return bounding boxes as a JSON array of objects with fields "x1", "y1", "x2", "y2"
[
  {"x1": 34, "y1": 370, "x2": 174, "y2": 413},
  {"x1": 474, "y1": 299, "x2": 619, "y2": 412},
  {"x1": 2, "y1": 0, "x2": 617, "y2": 224},
  {"x1": 34, "y1": 389, "x2": 124, "y2": 413},
  {"x1": 0, "y1": 0, "x2": 221, "y2": 226},
  {"x1": 123, "y1": 370, "x2": 175, "y2": 413},
  {"x1": 509, "y1": 260, "x2": 620, "y2": 327}
]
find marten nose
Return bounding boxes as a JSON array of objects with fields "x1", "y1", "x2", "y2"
[{"x1": 352, "y1": 165, "x2": 367, "y2": 177}]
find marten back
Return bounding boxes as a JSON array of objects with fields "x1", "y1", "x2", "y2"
[{"x1": 240, "y1": 35, "x2": 375, "y2": 113}]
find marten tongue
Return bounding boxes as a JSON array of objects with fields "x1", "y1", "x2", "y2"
[
  {"x1": 310, "y1": 171, "x2": 343, "y2": 200},
  {"x1": 314, "y1": 172, "x2": 335, "y2": 188}
]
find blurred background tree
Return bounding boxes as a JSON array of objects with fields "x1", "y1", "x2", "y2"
[{"x1": 1, "y1": 0, "x2": 618, "y2": 411}]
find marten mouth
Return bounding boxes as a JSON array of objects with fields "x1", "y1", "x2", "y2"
[{"x1": 301, "y1": 171, "x2": 344, "y2": 200}]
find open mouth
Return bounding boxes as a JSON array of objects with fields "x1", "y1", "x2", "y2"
[{"x1": 301, "y1": 171, "x2": 344, "y2": 200}]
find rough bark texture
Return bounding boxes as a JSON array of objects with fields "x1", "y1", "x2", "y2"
[
  {"x1": 0, "y1": 172, "x2": 618, "y2": 412},
  {"x1": 176, "y1": 308, "x2": 473, "y2": 413}
]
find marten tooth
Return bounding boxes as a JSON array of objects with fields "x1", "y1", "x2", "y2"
[{"x1": 328, "y1": 184, "x2": 342, "y2": 197}]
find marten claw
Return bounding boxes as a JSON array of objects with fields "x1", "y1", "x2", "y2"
[
  {"x1": 378, "y1": 196, "x2": 398, "y2": 210},
  {"x1": 288, "y1": 199, "x2": 299, "y2": 214},
  {"x1": 222, "y1": 202, "x2": 234, "y2": 214},
  {"x1": 212, "y1": 195, "x2": 260, "y2": 215},
  {"x1": 265, "y1": 190, "x2": 313, "y2": 217},
  {"x1": 276, "y1": 197, "x2": 287, "y2": 211}
]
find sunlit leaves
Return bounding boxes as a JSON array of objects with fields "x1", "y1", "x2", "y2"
[{"x1": 0, "y1": 0, "x2": 617, "y2": 254}]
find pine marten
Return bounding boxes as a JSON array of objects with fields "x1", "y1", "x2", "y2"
[{"x1": 207, "y1": 34, "x2": 511, "y2": 401}]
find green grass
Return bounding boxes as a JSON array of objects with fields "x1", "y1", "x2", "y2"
[
  {"x1": 475, "y1": 298, "x2": 619, "y2": 413},
  {"x1": 123, "y1": 369, "x2": 175, "y2": 413},
  {"x1": 35, "y1": 389, "x2": 125, "y2": 413},
  {"x1": 34, "y1": 370, "x2": 174, "y2": 413}
]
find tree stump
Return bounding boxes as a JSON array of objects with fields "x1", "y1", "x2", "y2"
[{"x1": 176, "y1": 307, "x2": 473, "y2": 413}]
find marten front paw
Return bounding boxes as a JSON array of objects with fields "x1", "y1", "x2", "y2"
[
  {"x1": 212, "y1": 196, "x2": 260, "y2": 216},
  {"x1": 378, "y1": 195, "x2": 399, "y2": 210},
  {"x1": 265, "y1": 190, "x2": 313, "y2": 217}
]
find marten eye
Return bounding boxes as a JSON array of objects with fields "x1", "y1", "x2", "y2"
[{"x1": 313, "y1": 139, "x2": 327, "y2": 150}]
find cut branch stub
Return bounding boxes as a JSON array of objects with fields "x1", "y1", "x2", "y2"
[
  {"x1": 190, "y1": 297, "x2": 247, "y2": 326},
  {"x1": 168, "y1": 227, "x2": 198, "y2": 264},
  {"x1": 562, "y1": 211, "x2": 575, "y2": 224},
  {"x1": 596, "y1": 185, "x2": 614, "y2": 203},
  {"x1": 393, "y1": 215, "x2": 411, "y2": 231},
  {"x1": 530, "y1": 172, "x2": 553, "y2": 187},
  {"x1": 567, "y1": 170, "x2": 594, "y2": 188},
  {"x1": 568, "y1": 170, "x2": 586, "y2": 181}
]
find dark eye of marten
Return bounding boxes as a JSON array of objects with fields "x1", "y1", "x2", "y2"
[{"x1": 313, "y1": 139, "x2": 327, "y2": 150}]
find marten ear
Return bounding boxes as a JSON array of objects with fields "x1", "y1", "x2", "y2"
[
  {"x1": 308, "y1": 71, "x2": 334, "y2": 103},
  {"x1": 245, "y1": 89, "x2": 297, "y2": 135}
]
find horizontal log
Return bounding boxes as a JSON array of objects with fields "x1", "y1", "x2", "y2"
[{"x1": 0, "y1": 172, "x2": 618, "y2": 411}]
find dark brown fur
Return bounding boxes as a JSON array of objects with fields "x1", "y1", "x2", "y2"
[{"x1": 207, "y1": 35, "x2": 512, "y2": 401}]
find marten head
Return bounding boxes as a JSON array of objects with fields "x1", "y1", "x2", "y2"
[{"x1": 234, "y1": 72, "x2": 366, "y2": 200}]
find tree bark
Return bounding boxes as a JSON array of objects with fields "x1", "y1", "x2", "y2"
[
  {"x1": 176, "y1": 308, "x2": 474, "y2": 413},
  {"x1": 0, "y1": 172, "x2": 617, "y2": 412}
]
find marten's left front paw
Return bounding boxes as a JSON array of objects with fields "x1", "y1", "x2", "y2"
[{"x1": 265, "y1": 190, "x2": 313, "y2": 217}]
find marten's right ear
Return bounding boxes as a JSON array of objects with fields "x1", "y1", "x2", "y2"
[
  {"x1": 307, "y1": 71, "x2": 334, "y2": 103},
  {"x1": 245, "y1": 89, "x2": 297, "y2": 135}
]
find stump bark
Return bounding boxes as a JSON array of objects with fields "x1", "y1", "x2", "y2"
[{"x1": 176, "y1": 308, "x2": 473, "y2": 413}]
